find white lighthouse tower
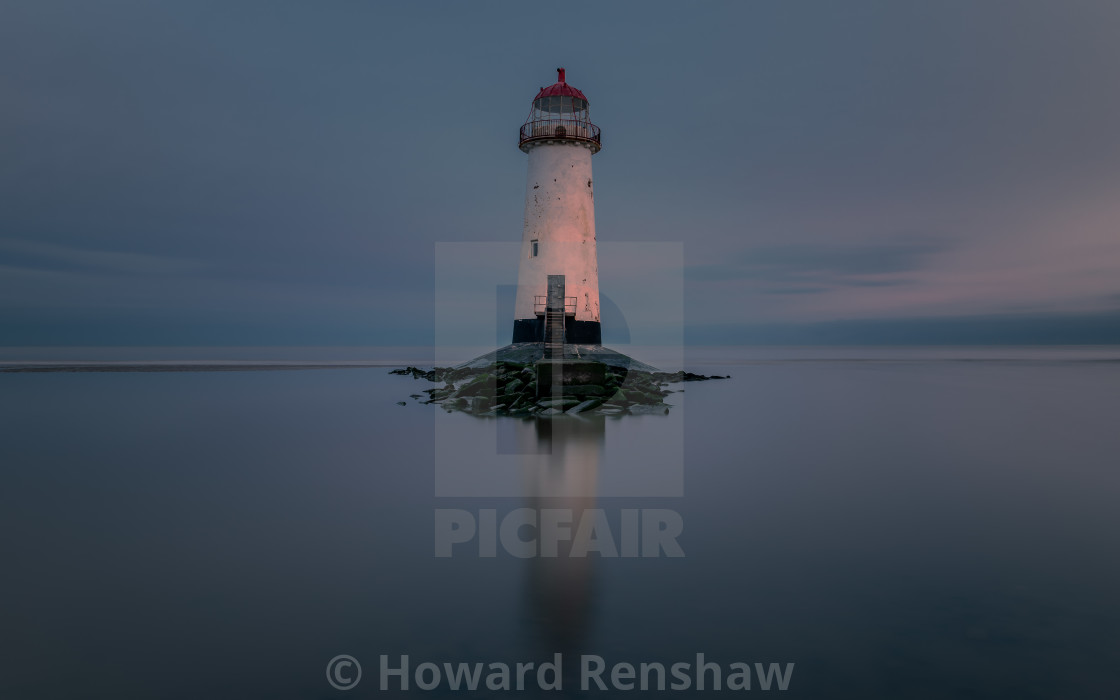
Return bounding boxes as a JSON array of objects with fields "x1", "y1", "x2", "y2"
[{"x1": 512, "y1": 68, "x2": 602, "y2": 345}]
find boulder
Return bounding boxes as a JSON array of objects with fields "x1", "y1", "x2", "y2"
[
  {"x1": 628, "y1": 404, "x2": 670, "y2": 415},
  {"x1": 456, "y1": 373, "x2": 496, "y2": 398},
  {"x1": 464, "y1": 395, "x2": 494, "y2": 412},
  {"x1": 566, "y1": 398, "x2": 605, "y2": 414},
  {"x1": 556, "y1": 384, "x2": 607, "y2": 397},
  {"x1": 538, "y1": 398, "x2": 582, "y2": 411}
]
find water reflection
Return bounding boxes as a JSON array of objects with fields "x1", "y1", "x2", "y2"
[{"x1": 520, "y1": 415, "x2": 605, "y2": 662}]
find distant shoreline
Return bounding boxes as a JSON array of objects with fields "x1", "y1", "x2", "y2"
[
  {"x1": 0, "y1": 362, "x2": 391, "y2": 373},
  {"x1": 3, "y1": 345, "x2": 1120, "y2": 372}
]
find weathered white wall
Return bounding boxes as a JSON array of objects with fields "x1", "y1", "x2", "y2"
[{"x1": 513, "y1": 141, "x2": 600, "y2": 323}]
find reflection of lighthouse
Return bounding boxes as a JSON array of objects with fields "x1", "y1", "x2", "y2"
[
  {"x1": 512, "y1": 68, "x2": 602, "y2": 345},
  {"x1": 521, "y1": 416, "x2": 604, "y2": 657}
]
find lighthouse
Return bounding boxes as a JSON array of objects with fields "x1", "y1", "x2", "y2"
[{"x1": 512, "y1": 68, "x2": 602, "y2": 346}]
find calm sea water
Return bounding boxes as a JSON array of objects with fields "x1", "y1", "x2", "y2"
[{"x1": 1, "y1": 346, "x2": 1118, "y2": 699}]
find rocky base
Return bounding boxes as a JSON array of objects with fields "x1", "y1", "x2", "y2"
[
  {"x1": 455, "y1": 343, "x2": 662, "y2": 373},
  {"x1": 391, "y1": 362, "x2": 728, "y2": 417}
]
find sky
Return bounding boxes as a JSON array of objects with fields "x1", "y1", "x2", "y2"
[{"x1": 2, "y1": 0, "x2": 1119, "y2": 347}]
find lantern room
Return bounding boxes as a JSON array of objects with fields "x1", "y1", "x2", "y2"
[{"x1": 519, "y1": 68, "x2": 601, "y2": 153}]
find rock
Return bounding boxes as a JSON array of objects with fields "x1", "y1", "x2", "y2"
[
  {"x1": 456, "y1": 373, "x2": 496, "y2": 397},
  {"x1": 391, "y1": 360, "x2": 720, "y2": 417},
  {"x1": 538, "y1": 398, "x2": 581, "y2": 410},
  {"x1": 627, "y1": 404, "x2": 670, "y2": 415},
  {"x1": 389, "y1": 366, "x2": 438, "y2": 381},
  {"x1": 395, "y1": 401, "x2": 407, "y2": 406},
  {"x1": 628, "y1": 389, "x2": 665, "y2": 404},
  {"x1": 557, "y1": 384, "x2": 607, "y2": 397},
  {"x1": 423, "y1": 384, "x2": 455, "y2": 403},
  {"x1": 427, "y1": 366, "x2": 475, "y2": 385},
  {"x1": 464, "y1": 395, "x2": 494, "y2": 412},
  {"x1": 567, "y1": 398, "x2": 605, "y2": 414},
  {"x1": 649, "y1": 370, "x2": 729, "y2": 383}
]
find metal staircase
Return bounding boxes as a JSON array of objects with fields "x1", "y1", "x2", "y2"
[
  {"x1": 544, "y1": 307, "x2": 565, "y2": 359},
  {"x1": 544, "y1": 275, "x2": 566, "y2": 359}
]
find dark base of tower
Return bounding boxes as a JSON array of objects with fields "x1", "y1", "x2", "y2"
[{"x1": 512, "y1": 318, "x2": 601, "y2": 345}]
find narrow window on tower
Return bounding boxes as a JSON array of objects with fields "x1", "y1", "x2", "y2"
[{"x1": 530, "y1": 239, "x2": 539, "y2": 257}]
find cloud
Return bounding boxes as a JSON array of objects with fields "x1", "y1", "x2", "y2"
[
  {"x1": 743, "y1": 240, "x2": 944, "y2": 275},
  {"x1": 686, "y1": 238, "x2": 947, "y2": 293},
  {"x1": 0, "y1": 237, "x2": 209, "y2": 277},
  {"x1": 687, "y1": 309, "x2": 1120, "y2": 346}
]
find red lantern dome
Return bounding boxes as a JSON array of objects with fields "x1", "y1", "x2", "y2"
[
  {"x1": 520, "y1": 68, "x2": 601, "y2": 154},
  {"x1": 532, "y1": 67, "x2": 589, "y2": 101}
]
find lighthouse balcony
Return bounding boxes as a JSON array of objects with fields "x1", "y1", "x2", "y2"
[
  {"x1": 534, "y1": 295, "x2": 577, "y2": 316},
  {"x1": 519, "y1": 119, "x2": 601, "y2": 152}
]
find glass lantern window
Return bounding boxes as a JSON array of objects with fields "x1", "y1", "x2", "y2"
[{"x1": 529, "y1": 96, "x2": 591, "y2": 122}]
